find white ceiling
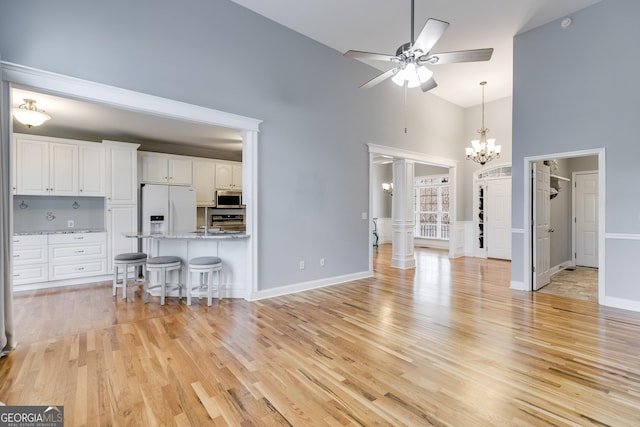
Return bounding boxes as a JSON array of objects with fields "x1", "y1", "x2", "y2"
[{"x1": 230, "y1": 0, "x2": 601, "y2": 107}]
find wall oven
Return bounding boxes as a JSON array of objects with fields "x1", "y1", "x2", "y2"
[{"x1": 215, "y1": 190, "x2": 242, "y2": 208}]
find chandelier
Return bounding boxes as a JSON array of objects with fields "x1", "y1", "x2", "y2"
[
  {"x1": 13, "y1": 99, "x2": 51, "y2": 128},
  {"x1": 465, "y1": 82, "x2": 500, "y2": 165}
]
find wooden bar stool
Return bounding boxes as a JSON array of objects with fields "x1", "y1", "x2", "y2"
[
  {"x1": 112, "y1": 252, "x2": 147, "y2": 299},
  {"x1": 186, "y1": 256, "x2": 222, "y2": 306},
  {"x1": 144, "y1": 256, "x2": 183, "y2": 305}
]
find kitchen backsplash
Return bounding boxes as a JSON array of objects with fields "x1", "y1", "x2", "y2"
[{"x1": 13, "y1": 196, "x2": 105, "y2": 233}]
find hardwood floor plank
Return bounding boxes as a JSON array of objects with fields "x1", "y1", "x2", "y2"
[{"x1": 3, "y1": 245, "x2": 640, "y2": 425}]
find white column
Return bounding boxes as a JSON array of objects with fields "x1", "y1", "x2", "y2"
[{"x1": 391, "y1": 159, "x2": 416, "y2": 269}]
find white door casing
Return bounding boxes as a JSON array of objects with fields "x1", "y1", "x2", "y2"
[
  {"x1": 575, "y1": 172, "x2": 598, "y2": 268},
  {"x1": 533, "y1": 161, "x2": 551, "y2": 290}
]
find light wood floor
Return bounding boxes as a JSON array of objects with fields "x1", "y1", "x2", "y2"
[{"x1": 2, "y1": 245, "x2": 640, "y2": 426}]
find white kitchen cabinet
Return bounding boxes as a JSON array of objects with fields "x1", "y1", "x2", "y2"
[
  {"x1": 48, "y1": 232, "x2": 107, "y2": 280},
  {"x1": 15, "y1": 135, "x2": 81, "y2": 196},
  {"x1": 141, "y1": 152, "x2": 193, "y2": 185},
  {"x1": 79, "y1": 143, "x2": 105, "y2": 196},
  {"x1": 104, "y1": 140, "x2": 140, "y2": 274},
  {"x1": 15, "y1": 137, "x2": 49, "y2": 195},
  {"x1": 193, "y1": 160, "x2": 217, "y2": 206},
  {"x1": 49, "y1": 142, "x2": 79, "y2": 196},
  {"x1": 104, "y1": 141, "x2": 139, "y2": 204},
  {"x1": 12, "y1": 234, "x2": 48, "y2": 286},
  {"x1": 106, "y1": 204, "x2": 138, "y2": 273},
  {"x1": 215, "y1": 162, "x2": 242, "y2": 190}
]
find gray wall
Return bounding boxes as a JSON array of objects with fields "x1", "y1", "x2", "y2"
[
  {"x1": 513, "y1": 0, "x2": 640, "y2": 300},
  {"x1": 0, "y1": 0, "x2": 467, "y2": 291}
]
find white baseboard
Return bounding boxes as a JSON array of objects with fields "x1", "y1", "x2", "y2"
[
  {"x1": 13, "y1": 274, "x2": 112, "y2": 293},
  {"x1": 550, "y1": 261, "x2": 573, "y2": 276},
  {"x1": 602, "y1": 296, "x2": 640, "y2": 312},
  {"x1": 510, "y1": 280, "x2": 527, "y2": 291},
  {"x1": 249, "y1": 271, "x2": 372, "y2": 301}
]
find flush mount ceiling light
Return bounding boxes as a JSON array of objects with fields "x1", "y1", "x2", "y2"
[
  {"x1": 13, "y1": 98, "x2": 51, "y2": 128},
  {"x1": 465, "y1": 81, "x2": 501, "y2": 166}
]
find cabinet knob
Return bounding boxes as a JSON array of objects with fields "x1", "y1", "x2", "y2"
[
  {"x1": 107, "y1": 197, "x2": 111, "y2": 201},
  {"x1": 80, "y1": 189, "x2": 83, "y2": 192}
]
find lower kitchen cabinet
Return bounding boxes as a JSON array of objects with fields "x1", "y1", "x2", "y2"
[
  {"x1": 48, "y1": 232, "x2": 107, "y2": 280},
  {"x1": 12, "y1": 232, "x2": 108, "y2": 289},
  {"x1": 12, "y1": 234, "x2": 48, "y2": 286}
]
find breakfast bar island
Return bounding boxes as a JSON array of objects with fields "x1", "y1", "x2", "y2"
[{"x1": 124, "y1": 231, "x2": 250, "y2": 299}]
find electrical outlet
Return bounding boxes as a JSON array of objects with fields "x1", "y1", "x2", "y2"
[
  {"x1": 67, "y1": 220, "x2": 74, "y2": 228},
  {"x1": 299, "y1": 261, "x2": 305, "y2": 270},
  {"x1": 320, "y1": 258, "x2": 325, "y2": 267}
]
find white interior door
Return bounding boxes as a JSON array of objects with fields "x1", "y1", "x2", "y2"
[
  {"x1": 575, "y1": 173, "x2": 598, "y2": 268},
  {"x1": 487, "y1": 178, "x2": 512, "y2": 260},
  {"x1": 533, "y1": 161, "x2": 551, "y2": 290}
]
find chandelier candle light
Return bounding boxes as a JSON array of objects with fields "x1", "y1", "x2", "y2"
[
  {"x1": 465, "y1": 81, "x2": 500, "y2": 165},
  {"x1": 13, "y1": 99, "x2": 51, "y2": 128}
]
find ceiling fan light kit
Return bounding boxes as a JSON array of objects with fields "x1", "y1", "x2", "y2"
[
  {"x1": 465, "y1": 81, "x2": 501, "y2": 166},
  {"x1": 13, "y1": 98, "x2": 51, "y2": 128},
  {"x1": 344, "y1": 0, "x2": 493, "y2": 93}
]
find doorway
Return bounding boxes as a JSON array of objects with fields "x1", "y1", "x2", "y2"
[
  {"x1": 368, "y1": 144, "x2": 459, "y2": 273},
  {"x1": 525, "y1": 150, "x2": 604, "y2": 303}
]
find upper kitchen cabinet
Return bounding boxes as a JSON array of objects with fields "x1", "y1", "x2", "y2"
[
  {"x1": 104, "y1": 141, "x2": 139, "y2": 204},
  {"x1": 215, "y1": 162, "x2": 242, "y2": 190},
  {"x1": 79, "y1": 143, "x2": 105, "y2": 196},
  {"x1": 140, "y1": 152, "x2": 192, "y2": 185},
  {"x1": 193, "y1": 160, "x2": 216, "y2": 206},
  {"x1": 15, "y1": 135, "x2": 78, "y2": 196}
]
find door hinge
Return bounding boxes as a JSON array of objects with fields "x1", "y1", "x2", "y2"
[{"x1": 532, "y1": 266, "x2": 536, "y2": 273}]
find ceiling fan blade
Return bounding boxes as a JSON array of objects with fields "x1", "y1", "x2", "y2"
[
  {"x1": 419, "y1": 76, "x2": 438, "y2": 93},
  {"x1": 419, "y1": 48, "x2": 494, "y2": 65},
  {"x1": 412, "y1": 19, "x2": 449, "y2": 55},
  {"x1": 344, "y1": 50, "x2": 397, "y2": 63},
  {"x1": 359, "y1": 68, "x2": 398, "y2": 89}
]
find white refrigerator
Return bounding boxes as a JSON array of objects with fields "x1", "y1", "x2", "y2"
[{"x1": 141, "y1": 184, "x2": 197, "y2": 234}]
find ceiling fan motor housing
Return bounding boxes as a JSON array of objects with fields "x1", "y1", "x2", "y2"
[{"x1": 396, "y1": 42, "x2": 415, "y2": 57}]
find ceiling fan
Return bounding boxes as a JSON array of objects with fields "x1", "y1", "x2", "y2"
[{"x1": 344, "y1": 0, "x2": 494, "y2": 92}]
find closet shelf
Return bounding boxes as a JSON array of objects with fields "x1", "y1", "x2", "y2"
[{"x1": 550, "y1": 174, "x2": 571, "y2": 182}]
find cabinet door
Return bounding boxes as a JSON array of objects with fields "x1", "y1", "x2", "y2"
[
  {"x1": 193, "y1": 161, "x2": 216, "y2": 206},
  {"x1": 106, "y1": 204, "x2": 138, "y2": 273},
  {"x1": 141, "y1": 155, "x2": 169, "y2": 183},
  {"x1": 106, "y1": 145, "x2": 137, "y2": 204},
  {"x1": 215, "y1": 163, "x2": 233, "y2": 189},
  {"x1": 49, "y1": 142, "x2": 79, "y2": 196},
  {"x1": 16, "y1": 138, "x2": 49, "y2": 195},
  {"x1": 79, "y1": 144, "x2": 105, "y2": 196},
  {"x1": 232, "y1": 164, "x2": 242, "y2": 190},
  {"x1": 168, "y1": 158, "x2": 193, "y2": 185}
]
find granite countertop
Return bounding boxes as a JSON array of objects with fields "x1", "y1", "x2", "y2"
[
  {"x1": 122, "y1": 231, "x2": 250, "y2": 240},
  {"x1": 14, "y1": 229, "x2": 107, "y2": 236}
]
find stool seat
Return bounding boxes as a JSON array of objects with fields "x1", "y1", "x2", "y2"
[
  {"x1": 113, "y1": 252, "x2": 147, "y2": 300},
  {"x1": 189, "y1": 256, "x2": 222, "y2": 266},
  {"x1": 145, "y1": 256, "x2": 183, "y2": 305},
  {"x1": 187, "y1": 256, "x2": 223, "y2": 306},
  {"x1": 147, "y1": 255, "x2": 181, "y2": 265},
  {"x1": 115, "y1": 252, "x2": 148, "y2": 262}
]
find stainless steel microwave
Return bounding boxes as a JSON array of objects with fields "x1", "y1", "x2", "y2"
[{"x1": 216, "y1": 190, "x2": 242, "y2": 208}]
